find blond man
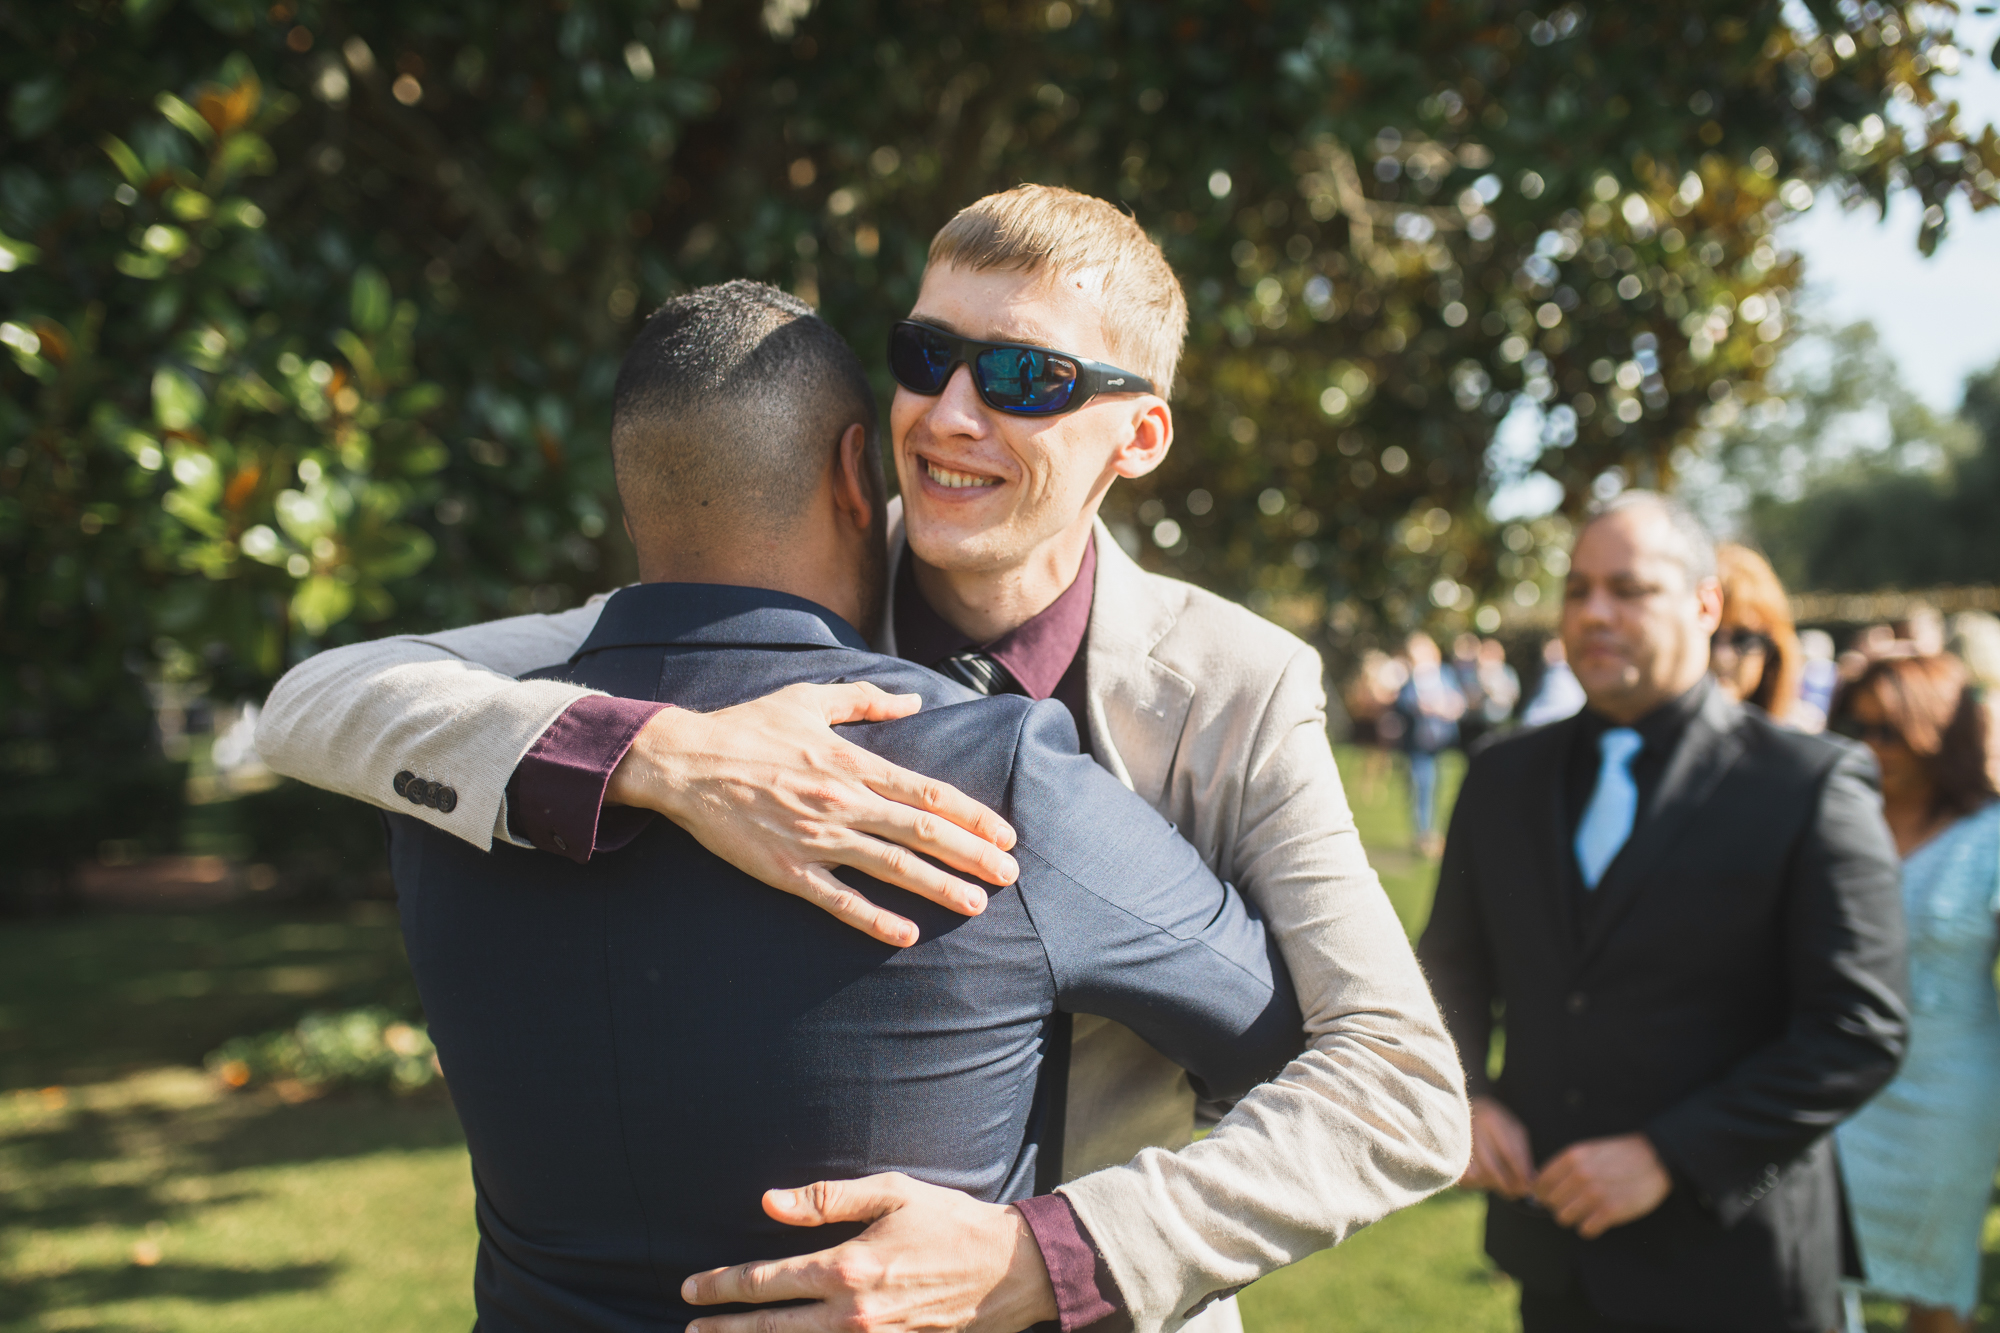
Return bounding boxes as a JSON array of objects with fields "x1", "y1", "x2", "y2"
[{"x1": 259, "y1": 186, "x2": 1469, "y2": 1333}]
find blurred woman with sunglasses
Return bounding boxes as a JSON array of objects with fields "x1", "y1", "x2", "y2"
[
  {"x1": 1831, "y1": 655, "x2": 2000, "y2": 1333},
  {"x1": 1710, "y1": 543, "x2": 1806, "y2": 724}
]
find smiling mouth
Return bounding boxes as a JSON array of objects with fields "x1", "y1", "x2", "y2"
[{"x1": 922, "y1": 457, "x2": 1003, "y2": 491}]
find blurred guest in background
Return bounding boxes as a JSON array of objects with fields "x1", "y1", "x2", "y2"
[
  {"x1": 1795, "y1": 629, "x2": 1839, "y2": 735},
  {"x1": 1710, "y1": 544, "x2": 1804, "y2": 725},
  {"x1": 1452, "y1": 633, "x2": 1495, "y2": 751},
  {"x1": 1522, "y1": 637, "x2": 1586, "y2": 726},
  {"x1": 1345, "y1": 648, "x2": 1409, "y2": 803},
  {"x1": 1396, "y1": 632, "x2": 1464, "y2": 859},
  {"x1": 1947, "y1": 612, "x2": 2000, "y2": 787},
  {"x1": 1902, "y1": 604, "x2": 1946, "y2": 658},
  {"x1": 1454, "y1": 634, "x2": 1522, "y2": 752},
  {"x1": 1833, "y1": 656, "x2": 2000, "y2": 1333},
  {"x1": 1948, "y1": 611, "x2": 2000, "y2": 690},
  {"x1": 1475, "y1": 637, "x2": 1522, "y2": 733},
  {"x1": 1420, "y1": 492, "x2": 1907, "y2": 1333}
]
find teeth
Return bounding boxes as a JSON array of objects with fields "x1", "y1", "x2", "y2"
[{"x1": 926, "y1": 459, "x2": 999, "y2": 489}]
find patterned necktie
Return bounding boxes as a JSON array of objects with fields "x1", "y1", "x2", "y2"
[
  {"x1": 1574, "y1": 727, "x2": 1644, "y2": 889},
  {"x1": 939, "y1": 650, "x2": 1020, "y2": 696}
]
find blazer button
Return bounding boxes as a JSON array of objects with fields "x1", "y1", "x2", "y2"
[
  {"x1": 393, "y1": 770, "x2": 415, "y2": 797},
  {"x1": 435, "y1": 786, "x2": 457, "y2": 813},
  {"x1": 1564, "y1": 1088, "x2": 1582, "y2": 1107},
  {"x1": 552, "y1": 834, "x2": 568, "y2": 853},
  {"x1": 1566, "y1": 992, "x2": 1588, "y2": 1015}
]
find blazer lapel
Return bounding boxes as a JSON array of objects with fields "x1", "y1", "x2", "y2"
[
  {"x1": 1578, "y1": 688, "x2": 1748, "y2": 961},
  {"x1": 1080, "y1": 520, "x2": 1194, "y2": 807},
  {"x1": 1526, "y1": 719, "x2": 1585, "y2": 963}
]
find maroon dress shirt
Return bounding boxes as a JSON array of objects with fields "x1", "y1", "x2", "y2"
[{"x1": 502, "y1": 539, "x2": 1124, "y2": 1331}]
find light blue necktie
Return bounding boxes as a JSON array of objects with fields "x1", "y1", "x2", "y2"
[{"x1": 1575, "y1": 728, "x2": 1643, "y2": 889}]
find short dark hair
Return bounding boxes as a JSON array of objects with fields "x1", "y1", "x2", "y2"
[
  {"x1": 1583, "y1": 490, "x2": 1717, "y2": 585},
  {"x1": 611, "y1": 280, "x2": 878, "y2": 541}
]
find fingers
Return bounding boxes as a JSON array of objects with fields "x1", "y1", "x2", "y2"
[
  {"x1": 1574, "y1": 1207, "x2": 1617, "y2": 1241},
  {"x1": 1533, "y1": 1152, "x2": 1591, "y2": 1227},
  {"x1": 795, "y1": 866, "x2": 921, "y2": 947},
  {"x1": 682, "y1": 1253, "x2": 827, "y2": 1309},
  {"x1": 840, "y1": 797, "x2": 1015, "y2": 895},
  {"x1": 805, "y1": 825, "x2": 999, "y2": 918},
  {"x1": 798, "y1": 680, "x2": 925, "y2": 727},
  {"x1": 859, "y1": 752, "x2": 1017, "y2": 857},
  {"x1": 763, "y1": 1173, "x2": 912, "y2": 1227},
  {"x1": 686, "y1": 1308, "x2": 837, "y2": 1333},
  {"x1": 1492, "y1": 1131, "x2": 1537, "y2": 1198}
]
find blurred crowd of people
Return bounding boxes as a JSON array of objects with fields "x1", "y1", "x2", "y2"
[
  {"x1": 1345, "y1": 506, "x2": 2000, "y2": 1333},
  {"x1": 1345, "y1": 543, "x2": 2000, "y2": 869}
]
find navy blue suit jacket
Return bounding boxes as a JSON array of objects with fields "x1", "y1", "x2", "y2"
[{"x1": 387, "y1": 583, "x2": 1303, "y2": 1333}]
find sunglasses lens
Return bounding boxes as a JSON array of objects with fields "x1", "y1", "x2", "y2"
[
  {"x1": 975, "y1": 346, "x2": 1078, "y2": 414},
  {"x1": 888, "y1": 324, "x2": 955, "y2": 393}
]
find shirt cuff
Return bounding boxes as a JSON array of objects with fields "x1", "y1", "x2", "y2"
[
  {"x1": 505, "y1": 695, "x2": 669, "y2": 864},
  {"x1": 1016, "y1": 1193, "x2": 1130, "y2": 1333}
]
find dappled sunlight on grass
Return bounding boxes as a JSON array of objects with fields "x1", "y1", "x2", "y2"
[
  {"x1": 0, "y1": 1070, "x2": 472, "y2": 1331},
  {"x1": 0, "y1": 905, "x2": 417, "y2": 1092},
  {"x1": 6, "y1": 751, "x2": 1997, "y2": 1330}
]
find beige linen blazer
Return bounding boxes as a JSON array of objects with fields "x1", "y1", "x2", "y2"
[{"x1": 257, "y1": 503, "x2": 1470, "y2": 1333}]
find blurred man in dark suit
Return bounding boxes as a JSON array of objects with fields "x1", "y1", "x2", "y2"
[{"x1": 1418, "y1": 492, "x2": 1908, "y2": 1333}]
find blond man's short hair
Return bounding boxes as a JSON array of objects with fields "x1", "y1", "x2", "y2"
[{"x1": 927, "y1": 184, "x2": 1190, "y2": 398}]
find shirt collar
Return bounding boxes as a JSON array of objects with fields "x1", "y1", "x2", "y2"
[
  {"x1": 1580, "y1": 674, "x2": 1714, "y2": 755},
  {"x1": 892, "y1": 534, "x2": 1097, "y2": 701},
  {"x1": 575, "y1": 582, "x2": 871, "y2": 658}
]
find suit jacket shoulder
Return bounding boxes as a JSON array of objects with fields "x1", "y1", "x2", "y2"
[{"x1": 1730, "y1": 703, "x2": 1859, "y2": 784}]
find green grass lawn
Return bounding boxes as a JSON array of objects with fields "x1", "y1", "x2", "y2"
[{"x1": 4, "y1": 751, "x2": 1995, "y2": 1331}]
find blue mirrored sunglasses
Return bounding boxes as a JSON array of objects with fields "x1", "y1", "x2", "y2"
[{"x1": 887, "y1": 320, "x2": 1155, "y2": 416}]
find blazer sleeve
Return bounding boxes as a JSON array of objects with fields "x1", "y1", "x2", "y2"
[
  {"x1": 1417, "y1": 751, "x2": 1499, "y2": 1100},
  {"x1": 1057, "y1": 644, "x2": 1471, "y2": 1333},
  {"x1": 254, "y1": 601, "x2": 608, "y2": 851},
  {"x1": 1006, "y1": 700, "x2": 1305, "y2": 1103},
  {"x1": 1644, "y1": 744, "x2": 1909, "y2": 1221}
]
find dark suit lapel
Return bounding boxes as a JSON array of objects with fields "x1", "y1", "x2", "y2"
[
  {"x1": 1525, "y1": 717, "x2": 1585, "y2": 963},
  {"x1": 1578, "y1": 688, "x2": 1748, "y2": 961}
]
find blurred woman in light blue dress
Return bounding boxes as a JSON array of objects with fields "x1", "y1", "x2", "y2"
[{"x1": 1834, "y1": 654, "x2": 2000, "y2": 1333}]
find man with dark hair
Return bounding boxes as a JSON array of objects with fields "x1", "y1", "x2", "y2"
[
  {"x1": 263, "y1": 187, "x2": 1467, "y2": 1333},
  {"x1": 1419, "y1": 490, "x2": 1908, "y2": 1333},
  {"x1": 611, "y1": 280, "x2": 881, "y2": 558},
  {"x1": 390, "y1": 281, "x2": 1304, "y2": 1330}
]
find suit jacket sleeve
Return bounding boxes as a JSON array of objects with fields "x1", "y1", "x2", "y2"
[
  {"x1": 1416, "y1": 749, "x2": 1498, "y2": 1100},
  {"x1": 1007, "y1": 699, "x2": 1305, "y2": 1102},
  {"x1": 1644, "y1": 744, "x2": 1909, "y2": 1221},
  {"x1": 1058, "y1": 643, "x2": 1472, "y2": 1333},
  {"x1": 254, "y1": 601, "x2": 607, "y2": 851}
]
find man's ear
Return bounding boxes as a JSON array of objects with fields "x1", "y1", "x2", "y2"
[
  {"x1": 831, "y1": 422, "x2": 875, "y2": 533},
  {"x1": 1109, "y1": 397, "x2": 1173, "y2": 480},
  {"x1": 1694, "y1": 575, "x2": 1725, "y2": 634}
]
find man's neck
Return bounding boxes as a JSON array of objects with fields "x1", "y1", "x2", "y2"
[
  {"x1": 909, "y1": 517, "x2": 1095, "y2": 644},
  {"x1": 1587, "y1": 668, "x2": 1709, "y2": 727}
]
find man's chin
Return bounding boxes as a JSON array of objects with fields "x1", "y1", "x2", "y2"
[{"x1": 902, "y1": 508, "x2": 1017, "y2": 574}]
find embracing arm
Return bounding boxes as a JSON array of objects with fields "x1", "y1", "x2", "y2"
[
  {"x1": 1643, "y1": 746, "x2": 1909, "y2": 1221},
  {"x1": 1059, "y1": 644, "x2": 1471, "y2": 1333},
  {"x1": 255, "y1": 603, "x2": 610, "y2": 851},
  {"x1": 257, "y1": 601, "x2": 1019, "y2": 943}
]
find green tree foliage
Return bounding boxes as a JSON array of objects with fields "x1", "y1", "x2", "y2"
[
  {"x1": 3, "y1": 0, "x2": 1996, "y2": 884},
  {"x1": 1747, "y1": 351, "x2": 2000, "y2": 591}
]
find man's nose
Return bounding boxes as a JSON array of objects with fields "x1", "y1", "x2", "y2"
[
  {"x1": 1578, "y1": 583, "x2": 1620, "y2": 625},
  {"x1": 926, "y1": 364, "x2": 990, "y2": 436}
]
